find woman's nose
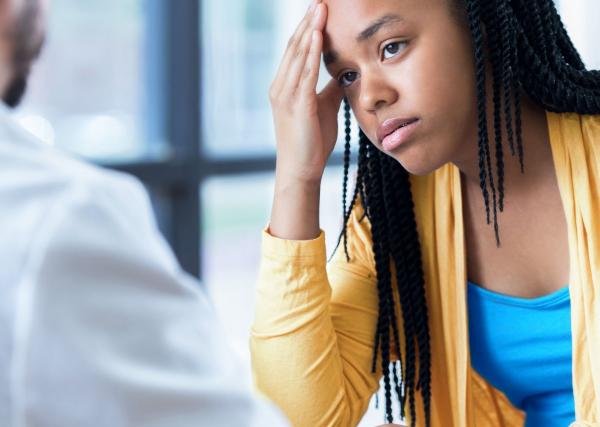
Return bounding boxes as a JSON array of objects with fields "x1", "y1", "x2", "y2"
[{"x1": 358, "y1": 70, "x2": 398, "y2": 112}]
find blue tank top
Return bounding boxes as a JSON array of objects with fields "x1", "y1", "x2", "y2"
[{"x1": 467, "y1": 280, "x2": 575, "y2": 426}]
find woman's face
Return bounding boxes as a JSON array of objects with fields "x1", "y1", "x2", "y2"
[{"x1": 323, "y1": 0, "x2": 478, "y2": 176}]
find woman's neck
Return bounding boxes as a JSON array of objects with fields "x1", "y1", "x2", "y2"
[{"x1": 453, "y1": 93, "x2": 556, "y2": 204}]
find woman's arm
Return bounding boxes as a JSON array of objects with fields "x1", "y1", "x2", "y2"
[
  {"x1": 268, "y1": 0, "x2": 344, "y2": 242},
  {"x1": 251, "y1": 202, "x2": 400, "y2": 426},
  {"x1": 251, "y1": 1, "x2": 401, "y2": 425}
]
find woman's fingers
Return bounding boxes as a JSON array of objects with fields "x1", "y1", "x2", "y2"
[
  {"x1": 272, "y1": 0, "x2": 320, "y2": 90},
  {"x1": 284, "y1": 3, "x2": 325, "y2": 97},
  {"x1": 298, "y1": 31, "x2": 321, "y2": 98},
  {"x1": 288, "y1": 0, "x2": 320, "y2": 52},
  {"x1": 298, "y1": 5, "x2": 328, "y2": 97},
  {"x1": 270, "y1": 0, "x2": 321, "y2": 95}
]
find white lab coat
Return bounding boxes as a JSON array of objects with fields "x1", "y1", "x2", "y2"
[{"x1": 0, "y1": 104, "x2": 288, "y2": 427}]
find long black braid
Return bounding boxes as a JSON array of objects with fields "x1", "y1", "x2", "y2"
[{"x1": 333, "y1": 0, "x2": 600, "y2": 425}]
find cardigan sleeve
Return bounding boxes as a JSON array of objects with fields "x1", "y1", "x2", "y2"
[{"x1": 250, "y1": 203, "x2": 401, "y2": 427}]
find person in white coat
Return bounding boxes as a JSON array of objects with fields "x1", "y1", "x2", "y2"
[{"x1": 0, "y1": 1, "x2": 288, "y2": 426}]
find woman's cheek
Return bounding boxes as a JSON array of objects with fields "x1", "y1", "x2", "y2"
[{"x1": 348, "y1": 99, "x2": 376, "y2": 144}]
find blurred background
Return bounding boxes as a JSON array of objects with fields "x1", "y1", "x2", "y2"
[{"x1": 13, "y1": 0, "x2": 600, "y2": 425}]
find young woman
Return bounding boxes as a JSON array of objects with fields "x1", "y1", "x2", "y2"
[{"x1": 250, "y1": 0, "x2": 600, "y2": 426}]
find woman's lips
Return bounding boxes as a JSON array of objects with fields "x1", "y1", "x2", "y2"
[{"x1": 379, "y1": 119, "x2": 420, "y2": 152}]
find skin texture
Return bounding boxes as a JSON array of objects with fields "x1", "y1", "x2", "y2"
[
  {"x1": 323, "y1": 0, "x2": 478, "y2": 178},
  {"x1": 268, "y1": 0, "x2": 341, "y2": 241},
  {"x1": 321, "y1": 0, "x2": 555, "y2": 192},
  {"x1": 269, "y1": 0, "x2": 570, "y2": 299},
  {"x1": 321, "y1": 0, "x2": 570, "y2": 298}
]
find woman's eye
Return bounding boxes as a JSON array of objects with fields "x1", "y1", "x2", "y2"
[
  {"x1": 338, "y1": 71, "x2": 358, "y2": 88},
  {"x1": 336, "y1": 42, "x2": 407, "y2": 87},
  {"x1": 382, "y1": 41, "x2": 406, "y2": 60}
]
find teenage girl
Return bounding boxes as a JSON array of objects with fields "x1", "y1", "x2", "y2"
[{"x1": 251, "y1": 0, "x2": 600, "y2": 426}]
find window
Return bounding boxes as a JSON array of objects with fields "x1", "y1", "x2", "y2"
[
  {"x1": 201, "y1": 0, "x2": 278, "y2": 156},
  {"x1": 201, "y1": 0, "x2": 348, "y2": 158},
  {"x1": 18, "y1": 0, "x2": 165, "y2": 161}
]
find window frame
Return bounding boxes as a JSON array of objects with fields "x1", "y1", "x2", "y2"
[{"x1": 102, "y1": 0, "x2": 344, "y2": 279}]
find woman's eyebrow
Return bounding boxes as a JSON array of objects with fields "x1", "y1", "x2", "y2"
[
  {"x1": 323, "y1": 14, "x2": 404, "y2": 66},
  {"x1": 358, "y1": 14, "x2": 403, "y2": 42}
]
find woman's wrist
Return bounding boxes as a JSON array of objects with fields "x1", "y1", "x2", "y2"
[{"x1": 269, "y1": 178, "x2": 321, "y2": 240}]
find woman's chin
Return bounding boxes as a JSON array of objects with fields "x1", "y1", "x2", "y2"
[{"x1": 389, "y1": 155, "x2": 441, "y2": 177}]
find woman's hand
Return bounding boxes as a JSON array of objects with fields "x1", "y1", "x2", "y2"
[
  {"x1": 269, "y1": 0, "x2": 344, "y2": 184},
  {"x1": 268, "y1": 0, "x2": 345, "y2": 240}
]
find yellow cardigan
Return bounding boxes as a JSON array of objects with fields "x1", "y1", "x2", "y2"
[{"x1": 250, "y1": 111, "x2": 600, "y2": 427}]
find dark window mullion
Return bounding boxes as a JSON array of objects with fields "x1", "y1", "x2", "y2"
[
  {"x1": 103, "y1": 0, "x2": 348, "y2": 279},
  {"x1": 165, "y1": 0, "x2": 201, "y2": 278}
]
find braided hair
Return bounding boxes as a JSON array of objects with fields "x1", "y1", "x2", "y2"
[{"x1": 333, "y1": 0, "x2": 600, "y2": 425}]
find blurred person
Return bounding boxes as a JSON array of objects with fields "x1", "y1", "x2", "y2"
[
  {"x1": 0, "y1": 0, "x2": 289, "y2": 426},
  {"x1": 251, "y1": 0, "x2": 600, "y2": 426}
]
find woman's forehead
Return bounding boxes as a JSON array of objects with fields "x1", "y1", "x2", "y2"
[
  {"x1": 323, "y1": 0, "x2": 445, "y2": 37},
  {"x1": 322, "y1": 0, "x2": 445, "y2": 52}
]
